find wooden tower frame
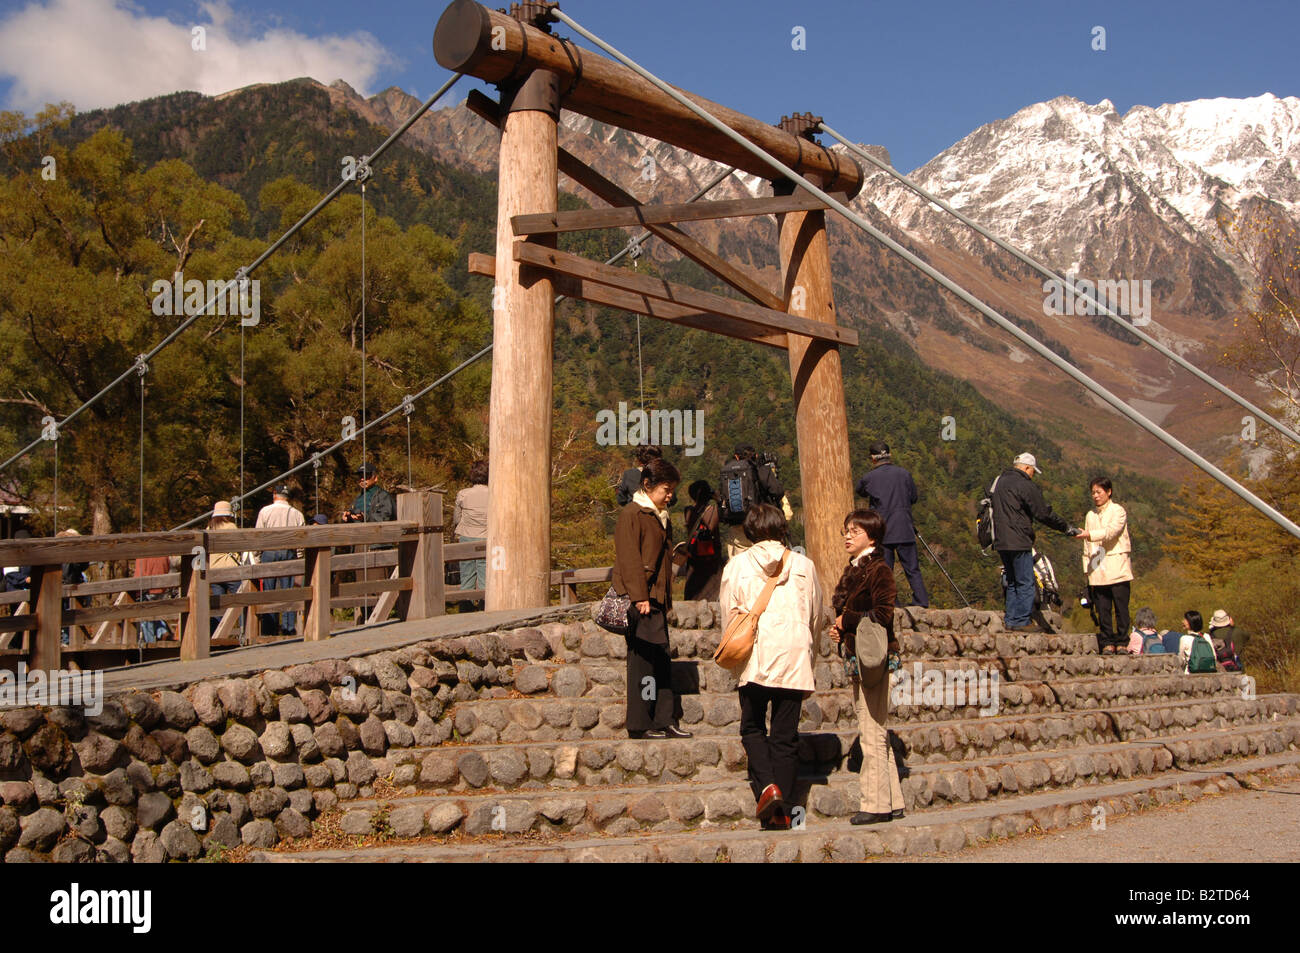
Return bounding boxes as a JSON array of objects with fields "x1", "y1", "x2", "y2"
[{"x1": 435, "y1": 0, "x2": 863, "y2": 607}]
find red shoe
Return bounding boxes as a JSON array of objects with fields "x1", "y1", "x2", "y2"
[{"x1": 756, "y1": 784, "x2": 784, "y2": 822}]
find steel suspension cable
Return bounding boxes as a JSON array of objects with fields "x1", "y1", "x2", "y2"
[
  {"x1": 817, "y1": 121, "x2": 1300, "y2": 447},
  {"x1": 0, "y1": 72, "x2": 464, "y2": 475},
  {"x1": 550, "y1": 5, "x2": 1300, "y2": 541},
  {"x1": 170, "y1": 162, "x2": 741, "y2": 531},
  {"x1": 137, "y1": 356, "x2": 147, "y2": 533},
  {"x1": 360, "y1": 178, "x2": 372, "y2": 617},
  {"x1": 239, "y1": 314, "x2": 246, "y2": 527}
]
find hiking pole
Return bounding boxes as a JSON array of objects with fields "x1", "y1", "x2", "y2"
[{"x1": 916, "y1": 532, "x2": 972, "y2": 608}]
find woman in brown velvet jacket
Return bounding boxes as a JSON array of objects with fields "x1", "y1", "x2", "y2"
[
  {"x1": 830, "y1": 508, "x2": 905, "y2": 824},
  {"x1": 612, "y1": 457, "x2": 691, "y2": 739}
]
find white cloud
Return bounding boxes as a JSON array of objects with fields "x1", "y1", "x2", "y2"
[{"x1": 0, "y1": 0, "x2": 394, "y2": 113}]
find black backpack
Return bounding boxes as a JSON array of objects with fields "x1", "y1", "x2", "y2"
[{"x1": 719, "y1": 459, "x2": 758, "y2": 525}]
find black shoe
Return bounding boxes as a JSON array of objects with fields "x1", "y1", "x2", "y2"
[
  {"x1": 850, "y1": 811, "x2": 893, "y2": 825},
  {"x1": 628, "y1": 729, "x2": 667, "y2": 739},
  {"x1": 891, "y1": 809, "x2": 905, "y2": 819},
  {"x1": 663, "y1": 725, "x2": 693, "y2": 738}
]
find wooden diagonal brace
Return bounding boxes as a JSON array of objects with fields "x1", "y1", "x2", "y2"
[
  {"x1": 465, "y1": 89, "x2": 785, "y2": 312},
  {"x1": 468, "y1": 253, "x2": 786, "y2": 349},
  {"x1": 513, "y1": 242, "x2": 858, "y2": 346}
]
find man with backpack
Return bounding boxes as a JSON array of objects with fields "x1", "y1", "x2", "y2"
[
  {"x1": 984, "y1": 452, "x2": 1083, "y2": 632},
  {"x1": 719, "y1": 445, "x2": 786, "y2": 558},
  {"x1": 855, "y1": 441, "x2": 928, "y2": 608}
]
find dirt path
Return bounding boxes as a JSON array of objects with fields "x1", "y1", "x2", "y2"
[{"x1": 892, "y1": 776, "x2": 1300, "y2": 862}]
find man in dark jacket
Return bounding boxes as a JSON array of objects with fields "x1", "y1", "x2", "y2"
[
  {"x1": 347, "y1": 463, "x2": 395, "y2": 525},
  {"x1": 855, "y1": 441, "x2": 928, "y2": 607},
  {"x1": 988, "y1": 452, "x2": 1081, "y2": 631}
]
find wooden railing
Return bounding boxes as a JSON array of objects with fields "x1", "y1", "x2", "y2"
[{"x1": 0, "y1": 490, "x2": 613, "y2": 671}]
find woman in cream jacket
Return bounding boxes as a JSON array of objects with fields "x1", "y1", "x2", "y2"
[
  {"x1": 719, "y1": 503, "x2": 827, "y2": 830},
  {"x1": 1081, "y1": 477, "x2": 1133, "y2": 654}
]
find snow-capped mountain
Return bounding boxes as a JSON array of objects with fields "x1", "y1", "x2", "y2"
[{"x1": 859, "y1": 93, "x2": 1300, "y2": 314}]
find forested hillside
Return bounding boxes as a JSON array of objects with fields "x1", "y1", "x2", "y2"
[{"x1": 0, "y1": 81, "x2": 1198, "y2": 613}]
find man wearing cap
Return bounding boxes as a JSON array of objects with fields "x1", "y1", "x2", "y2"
[
  {"x1": 855, "y1": 440, "x2": 928, "y2": 608},
  {"x1": 255, "y1": 484, "x2": 305, "y2": 635},
  {"x1": 988, "y1": 453, "x2": 1082, "y2": 632},
  {"x1": 346, "y1": 463, "x2": 396, "y2": 526}
]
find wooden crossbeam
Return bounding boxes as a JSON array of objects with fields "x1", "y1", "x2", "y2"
[
  {"x1": 465, "y1": 89, "x2": 785, "y2": 312},
  {"x1": 513, "y1": 243, "x2": 858, "y2": 347},
  {"x1": 469, "y1": 253, "x2": 787, "y2": 349},
  {"x1": 512, "y1": 192, "x2": 844, "y2": 236}
]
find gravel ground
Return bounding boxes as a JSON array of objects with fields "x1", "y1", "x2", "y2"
[{"x1": 891, "y1": 776, "x2": 1300, "y2": 862}]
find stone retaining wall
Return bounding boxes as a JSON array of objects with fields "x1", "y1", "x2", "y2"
[{"x1": 0, "y1": 603, "x2": 1053, "y2": 863}]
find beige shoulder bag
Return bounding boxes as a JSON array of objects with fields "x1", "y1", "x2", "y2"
[{"x1": 714, "y1": 552, "x2": 788, "y2": 673}]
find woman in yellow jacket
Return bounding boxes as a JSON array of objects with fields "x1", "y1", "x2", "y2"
[{"x1": 1081, "y1": 477, "x2": 1133, "y2": 654}]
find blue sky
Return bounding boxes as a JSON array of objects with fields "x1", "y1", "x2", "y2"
[{"x1": 1, "y1": 0, "x2": 1297, "y2": 172}]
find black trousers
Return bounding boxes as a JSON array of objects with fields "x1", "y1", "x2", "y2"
[
  {"x1": 738, "y1": 683, "x2": 803, "y2": 803},
  {"x1": 625, "y1": 605, "x2": 677, "y2": 732},
  {"x1": 882, "y1": 542, "x2": 929, "y2": 607},
  {"x1": 1092, "y1": 581, "x2": 1131, "y2": 648}
]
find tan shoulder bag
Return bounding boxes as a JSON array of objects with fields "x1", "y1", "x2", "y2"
[{"x1": 714, "y1": 552, "x2": 788, "y2": 673}]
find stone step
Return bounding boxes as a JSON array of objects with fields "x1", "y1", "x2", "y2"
[
  {"x1": 444, "y1": 685, "x2": 1290, "y2": 752},
  {"x1": 538, "y1": 622, "x2": 1095, "y2": 671},
  {"x1": 324, "y1": 717, "x2": 1300, "y2": 841},
  {"x1": 376, "y1": 710, "x2": 1300, "y2": 799},
  {"x1": 503, "y1": 651, "x2": 1186, "y2": 702},
  {"x1": 452, "y1": 671, "x2": 1254, "y2": 744},
  {"x1": 246, "y1": 752, "x2": 1300, "y2": 862}
]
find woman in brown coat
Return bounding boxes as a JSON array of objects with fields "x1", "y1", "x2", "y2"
[
  {"x1": 830, "y1": 509, "x2": 905, "y2": 824},
  {"x1": 612, "y1": 457, "x2": 691, "y2": 739}
]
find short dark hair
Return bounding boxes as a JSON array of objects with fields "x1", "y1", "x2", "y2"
[
  {"x1": 743, "y1": 503, "x2": 786, "y2": 543},
  {"x1": 640, "y1": 457, "x2": 679, "y2": 489},
  {"x1": 734, "y1": 444, "x2": 756, "y2": 460},
  {"x1": 633, "y1": 445, "x2": 663, "y2": 467},
  {"x1": 844, "y1": 509, "x2": 886, "y2": 544},
  {"x1": 868, "y1": 440, "x2": 890, "y2": 459},
  {"x1": 1090, "y1": 476, "x2": 1113, "y2": 493},
  {"x1": 1184, "y1": 609, "x2": 1203, "y2": 632},
  {"x1": 469, "y1": 459, "x2": 489, "y2": 485},
  {"x1": 687, "y1": 480, "x2": 713, "y2": 506}
]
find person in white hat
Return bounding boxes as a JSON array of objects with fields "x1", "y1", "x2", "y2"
[
  {"x1": 1207, "y1": 609, "x2": 1245, "y2": 671},
  {"x1": 986, "y1": 453, "x2": 1082, "y2": 632},
  {"x1": 1080, "y1": 476, "x2": 1133, "y2": 654},
  {"x1": 206, "y1": 501, "x2": 243, "y2": 635}
]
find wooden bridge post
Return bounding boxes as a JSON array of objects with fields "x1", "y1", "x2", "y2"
[
  {"x1": 179, "y1": 547, "x2": 211, "y2": 661},
  {"x1": 776, "y1": 174, "x2": 855, "y2": 592},
  {"x1": 29, "y1": 564, "x2": 63, "y2": 672},
  {"x1": 301, "y1": 544, "x2": 332, "y2": 642},
  {"x1": 486, "y1": 67, "x2": 559, "y2": 611},
  {"x1": 397, "y1": 490, "x2": 443, "y2": 621}
]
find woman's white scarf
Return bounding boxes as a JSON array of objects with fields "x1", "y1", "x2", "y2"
[{"x1": 633, "y1": 489, "x2": 670, "y2": 529}]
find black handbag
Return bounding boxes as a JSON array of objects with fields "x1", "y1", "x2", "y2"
[
  {"x1": 594, "y1": 587, "x2": 633, "y2": 635},
  {"x1": 596, "y1": 529, "x2": 668, "y2": 635}
]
